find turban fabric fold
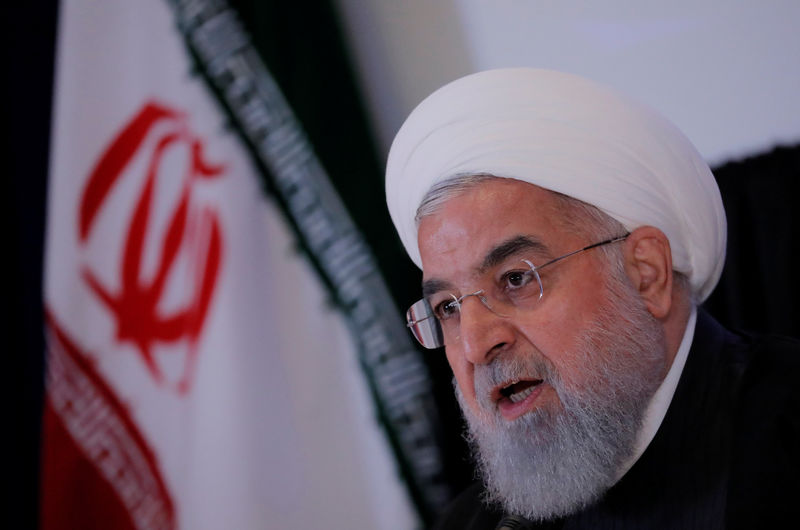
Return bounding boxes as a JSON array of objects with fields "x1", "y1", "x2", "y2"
[{"x1": 385, "y1": 68, "x2": 726, "y2": 302}]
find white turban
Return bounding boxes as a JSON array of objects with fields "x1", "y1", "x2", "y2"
[{"x1": 385, "y1": 68, "x2": 726, "y2": 302}]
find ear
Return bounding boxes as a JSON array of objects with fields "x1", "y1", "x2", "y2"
[{"x1": 622, "y1": 226, "x2": 674, "y2": 320}]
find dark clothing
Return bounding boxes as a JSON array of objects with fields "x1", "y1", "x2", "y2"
[{"x1": 434, "y1": 310, "x2": 800, "y2": 529}]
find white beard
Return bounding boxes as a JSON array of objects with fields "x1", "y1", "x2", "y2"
[{"x1": 455, "y1": 271, "x2": 667, "y2": 521}]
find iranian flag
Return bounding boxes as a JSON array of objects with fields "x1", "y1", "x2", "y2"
[{"x1": 40, "y1": 0, "x2": 424, "y2": 528}]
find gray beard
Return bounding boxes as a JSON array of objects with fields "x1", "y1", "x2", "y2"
[{"x1": 455, "y1": 273, "x2": 667, "y2": 521}]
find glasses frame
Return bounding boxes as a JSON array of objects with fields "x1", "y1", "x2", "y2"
[{"x1": 406, "y1": 234, "x2": 629, "y2": 349}]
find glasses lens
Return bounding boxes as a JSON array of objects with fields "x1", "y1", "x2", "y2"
[{"x1": 406, "y1": 299, "x2": 444, "y2": 349}]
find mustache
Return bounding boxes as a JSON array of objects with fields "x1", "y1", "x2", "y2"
[{"x1": 471, "y1": 350, "x2": 561, "y2": 409}]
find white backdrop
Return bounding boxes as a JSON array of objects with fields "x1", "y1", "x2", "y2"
[{"x1": 335, "y1": 0, "x2": 800, "y2": 166}]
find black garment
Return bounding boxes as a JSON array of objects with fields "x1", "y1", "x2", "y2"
[{"x1": 434, "y1": 310, "x2": 800, "y2": 529}]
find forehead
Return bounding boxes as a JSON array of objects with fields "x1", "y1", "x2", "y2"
[{"x1": 417, "y1": 179, "x2": 571, "y2": 276}]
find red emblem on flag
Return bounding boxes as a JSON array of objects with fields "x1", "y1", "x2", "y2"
[{"x1": 78, "y1": 101, "x2": 225, "y2": 394}]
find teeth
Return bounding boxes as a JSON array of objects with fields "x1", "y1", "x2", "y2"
[
  {"x1": 498, "y1": 381, "x2": 519, "y2": 399},
  {"x1": 509, "y1": 385, "x2": 536, "y2": 403}
]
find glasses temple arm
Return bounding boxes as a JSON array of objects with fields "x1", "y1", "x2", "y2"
[{"x1": 534, "y1": 233, "x2": 629, "y2": 271}]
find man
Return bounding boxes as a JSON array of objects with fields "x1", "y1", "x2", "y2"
[{"x1": 385, "y1": 68, "x2": 799, "y2": 529}]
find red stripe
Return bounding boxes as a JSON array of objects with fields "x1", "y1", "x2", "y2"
[{"x1": 40, "y1": 310, "x2": 176, "y2": 530}]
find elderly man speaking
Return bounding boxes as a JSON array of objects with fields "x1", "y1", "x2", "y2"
[{"x1": 385, "y1": 68, "x2": 798, "y2": 529}]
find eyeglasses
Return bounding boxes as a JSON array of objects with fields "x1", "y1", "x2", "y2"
[{"x1": 406, "y1": 234, "x2": 629, "y2": 349}]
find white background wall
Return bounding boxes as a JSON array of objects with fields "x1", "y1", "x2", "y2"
[{"x1": 335, "y1": 0, "x2": 800, "y2": 166}]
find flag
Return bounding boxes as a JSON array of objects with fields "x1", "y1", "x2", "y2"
[{"x1": 41, "y1": 0, "x2": 447, "y2": 527}]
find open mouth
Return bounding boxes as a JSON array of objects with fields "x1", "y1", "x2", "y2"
[{"x1": 498, "y1": 379, "x2": 543, "y2": 403}]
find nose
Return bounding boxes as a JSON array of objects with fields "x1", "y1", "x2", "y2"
[{"x1": 455, "y1": 294, "x2": 515, "y2": 365}]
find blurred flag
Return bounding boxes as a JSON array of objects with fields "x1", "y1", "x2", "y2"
[{"x1": 40, "y1": 0, "x2": 447, "y2": 528}]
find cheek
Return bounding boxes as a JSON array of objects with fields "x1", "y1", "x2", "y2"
[
  {"x1": 534, "y1": 262, "x2": 608, "y2": 336},
  {"x1": 514, "y1": 297, "x2": 599, "y2": 386},
  {"x1": 446, "y1": 349, "x2": 477, "y2": 399}
]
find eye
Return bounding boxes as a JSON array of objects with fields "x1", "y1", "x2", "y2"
[
  {"x1": 502, "y1": 269, "x2": 534, "y2": 290},
  {"x1": 433, "y1": 298, "x2": 460, "y2": 320}
]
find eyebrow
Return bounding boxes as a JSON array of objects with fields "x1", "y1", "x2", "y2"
[
  {"x1": 420, "y1": 235, "x2": 549, "y2": 297},
  {"x1": 421, "y1": 278, "x2": 453, "y2": 298},
  {"x1": 478, "y1": 235, "x2": 549, "y2": 273}
]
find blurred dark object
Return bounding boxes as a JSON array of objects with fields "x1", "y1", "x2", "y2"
[
  {"x1": 704, "y1": 145, "x2": 799, "y2": 338},
  {"x1": 4, "y1": 2, "x2": 59, "y2": 529}
]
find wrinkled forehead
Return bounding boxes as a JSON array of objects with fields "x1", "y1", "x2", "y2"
[{"x1": 416, "y1": 179, "x2": 573, "y2": 282}]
